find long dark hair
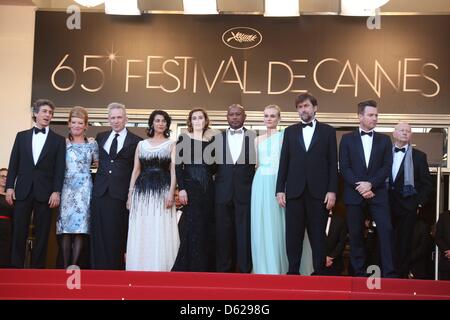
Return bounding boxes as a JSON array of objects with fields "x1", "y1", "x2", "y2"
[{"x1": 147, "y1": 110, "x2": 171, "y2": 138}]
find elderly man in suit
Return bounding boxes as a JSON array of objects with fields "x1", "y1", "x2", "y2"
[
  {"x1": 90, "y1": 103, "x2": 141, "y2": 270},
  {"x1": 389, "y1": 122, "x2": 433, "y2": 278},
  {"x1": 339, "y1": 100, "x2": 397, "y2": 278},
  {"x1": 6, "y1": 99, "x2": 66, "y2": 268},
  {"x1": 276, "y1": 93, "x2": 338, "y2": 275}
]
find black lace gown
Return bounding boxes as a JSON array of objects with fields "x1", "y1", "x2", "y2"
[{"x1": 172, "y1": 134, "x2": 216, "y2": 272}]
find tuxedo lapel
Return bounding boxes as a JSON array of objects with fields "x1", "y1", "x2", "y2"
[
  {"x1": 99, "y1": 130, "x2": 111, "y2": 153},
  {"x1": 26, "y1": 128, "x2": 34, "y2": 166},
  {"x1": 117, "y1": 130, "x2": 132, "y2": 158},
  {"x1": 236, "y1": 128, "x2": 248, "y2": 164},
  {"x1": 295, "y1": 124, "x2": 306, "y2": 153},
  {"x1": 223, "y1": 131, "x2": 233, "y2": 164},
  {"x1": 308, "y1": 121, "x2": 320, "y2": 151},
  {"x1": 353, "y1": 130, "x2": 366, "y2": 168},
  {"x1": 367, "y1": 132, "x2": 378, "y2": 171},
  {"x1": 36, "y1": 129, "x2": 52, "y2": 165}
]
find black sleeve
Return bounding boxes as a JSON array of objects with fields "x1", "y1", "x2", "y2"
[
  {"x1": 327, "y1": 126, "x2": 338, "y2": 193},
  {"x1": 435, "y1": 214, "x2": 450, "y2": 252},
  {"x1": 175, "y1": 135, "x2": 186, "y2": 191},
  {"x1": 53, "y1": 136, "x2": 66, "y2": 193},
  {"x1": 276, "y1": 129, "x2": 289, "y2": 194},
  {"x1": 416, "y1": 151, "x2": 433, "y2": 207},
  {"x1": 6, "y1": 132, "x2": 20, "y2": 190}
]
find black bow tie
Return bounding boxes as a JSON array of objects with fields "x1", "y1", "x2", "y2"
[
  {"x1": 301, "y1": 122, "x2": 313, "y2": 128},
  {"x1": 230, "y1": 129, "x2": 243, "y2": 135},
  {"x1": 34, "y1": 127, "x2": 46, "y2": 135},
  {"x1": 394, "y1": 147, "x2": 406, "y2": 153},
  {"x1": 360, "y1": 131, "x2": 373, "y2": 137}
]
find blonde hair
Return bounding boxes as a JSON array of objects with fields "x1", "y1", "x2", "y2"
[
  {"x1": 264, "y1": 104, "x2": 281, "y2": 118},
  {"x1": 68, "y1": 106, "x2": 89, "y2": 141}
]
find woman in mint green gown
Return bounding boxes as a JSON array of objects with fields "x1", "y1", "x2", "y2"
[{"x1": 251, "y1": 105, "x2": 313, "y2": 275}]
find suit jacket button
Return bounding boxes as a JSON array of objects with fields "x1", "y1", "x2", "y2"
[
  {"x1": 109, "y1": 170, "x2": 112, "y2": 174},
  {"x1": 111, "y1": 160, "x2": 114, "y2": 163}
]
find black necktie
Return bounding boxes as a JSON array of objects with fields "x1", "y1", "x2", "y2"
[
  {"x1": 301, "y1": 122, "x2": 313, "y2": 128},
  {"x1": 34, "y1": 127, "x2": 46, "y2": 134},
  {"x1": 394, "y1": 147, "x2": 406, "y2": 153},
  {"x1": 109, "y1": 133, "x2": 119, "y2": 158},
  {"x1": 360, "y1": 131, "x2": 373, "y2": 137}
]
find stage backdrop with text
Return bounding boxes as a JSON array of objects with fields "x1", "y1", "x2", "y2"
[{"x1": 32, "y1": 12, "x2": 449, "y2": 113}]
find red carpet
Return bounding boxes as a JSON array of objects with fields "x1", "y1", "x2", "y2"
[{"x1": 0, "y1": 269, "x2": 449, "y2": 300}]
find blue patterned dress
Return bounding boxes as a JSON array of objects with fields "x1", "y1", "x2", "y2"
[{"x1": 56, "y1": 139, "x2": 99, "y2": 234}]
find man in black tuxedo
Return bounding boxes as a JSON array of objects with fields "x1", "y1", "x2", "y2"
[
  {"x1": 276, "y1": 93, "x2": 338, "y2": 275},
  {"x1": 339, "y1": 100, "x2": 397, "y2": 278},
  {"x1": 324, "y1": 213, "x2": 347, "y2": 276},
  {"x1": 90, "y1": 103, "x2": 141, "y2": 270},
  {"x1": 214, "y1": 104, "x2": 256, "y2": 273},
  {"x1": 389, "y1": 122, "x2": 433, "y2": 278},
  {"x1": 6, "y1": 99, "x2": 66, "y2": 268}
]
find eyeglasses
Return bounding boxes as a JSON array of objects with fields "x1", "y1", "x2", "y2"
[{"x1": 0, "y1": 175, "x2": 7, "y2": 179}]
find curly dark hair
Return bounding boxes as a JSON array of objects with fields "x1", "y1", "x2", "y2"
[
  {"x1": 32, "y1": 99, "x2": 55, "y2": 122},
  {"x1": 147, "y1": 110, "x2": 171, "y2": 138}
]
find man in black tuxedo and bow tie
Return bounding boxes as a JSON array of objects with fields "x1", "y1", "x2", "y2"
[
  {"x1": 276, "y1": 93, "x2": 338, "y2": 275},
  {"x1": 90, "y1": 103, "x2": 141, "y2": 270},
  {"x1": 339, "y1": 100, "x2": 397, "y2": 278},
  {"x1": 214, "y1": 104, "x2": 256, "y2": 273},
  {"x1": 389, "y1": 122, "x2": 432, "y2": 278},
  {"x1": 6, "y1": 99, "x2": 66, "y2": 268}
]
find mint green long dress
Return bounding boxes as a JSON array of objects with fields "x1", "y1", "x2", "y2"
[{"x1": 251, "y1": 131, "x2": 313, "y2": 275}]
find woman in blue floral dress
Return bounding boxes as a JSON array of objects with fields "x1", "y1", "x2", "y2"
[{"x1": 56, "y1": 107, "x2": 98, "y2": 268}]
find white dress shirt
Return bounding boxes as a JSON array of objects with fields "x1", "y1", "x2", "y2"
[
  {"x1": 103, "y1": 127, "x2": 128, "y2": 155},
  {"x1": 392, "y1": 144, "x2": 408, "y2": 181},
  {"x1": 359, "y1": 128, "x2": 374, "y2": 168},
  {"x1": 32, "y1": 126, "x2": 49, "y2": 165},
  {"x1": 227, "y1": 127, "x2": 244, "y2": 164},
  {"x1": 301, "y1": 119, "x2": 316, "y2": 151}
]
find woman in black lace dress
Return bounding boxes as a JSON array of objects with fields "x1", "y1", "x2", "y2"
[{"x1": 172, "y1": 108, "x2": 217, "y2": 272}]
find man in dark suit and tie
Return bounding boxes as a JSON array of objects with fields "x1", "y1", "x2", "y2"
[
  {"x1": 214, "y1": 104, "x2": 256, "y2": 273},
  {"x1": 90, "y1": 103, "x2": 141, "y2": 270},
  {"x1": 6, "y1": 99, "x2": 66, "y2": 268},
  {"x1": 339, "y1": 100, "x2": 397, "y2": 278},
  {"x1": 389, "y1": 122, "x2": 433, "y2": 278},
  {"x1": 276, "y1": 93, "x2": 338, "y2": 275}
]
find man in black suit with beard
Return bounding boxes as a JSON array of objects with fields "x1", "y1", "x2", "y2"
[
  {"x1": 90, "y1": 103, "x2": 141, "y2": 270},
  {"x1": 276, "y1": 93, "x2": 338, "y2": 275},
  {"x1": 214, "y1": 104, "x2": 256, "y2": 273},
  {"x1": 339, "y1": 100, "x2": 397, "y2": 278},
  {"x1": 6, "y1": 99, "x2": 66, "y2": 268},
  {"x1": 389, "y1": 122, "x2": 433, "y2": 278}
]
